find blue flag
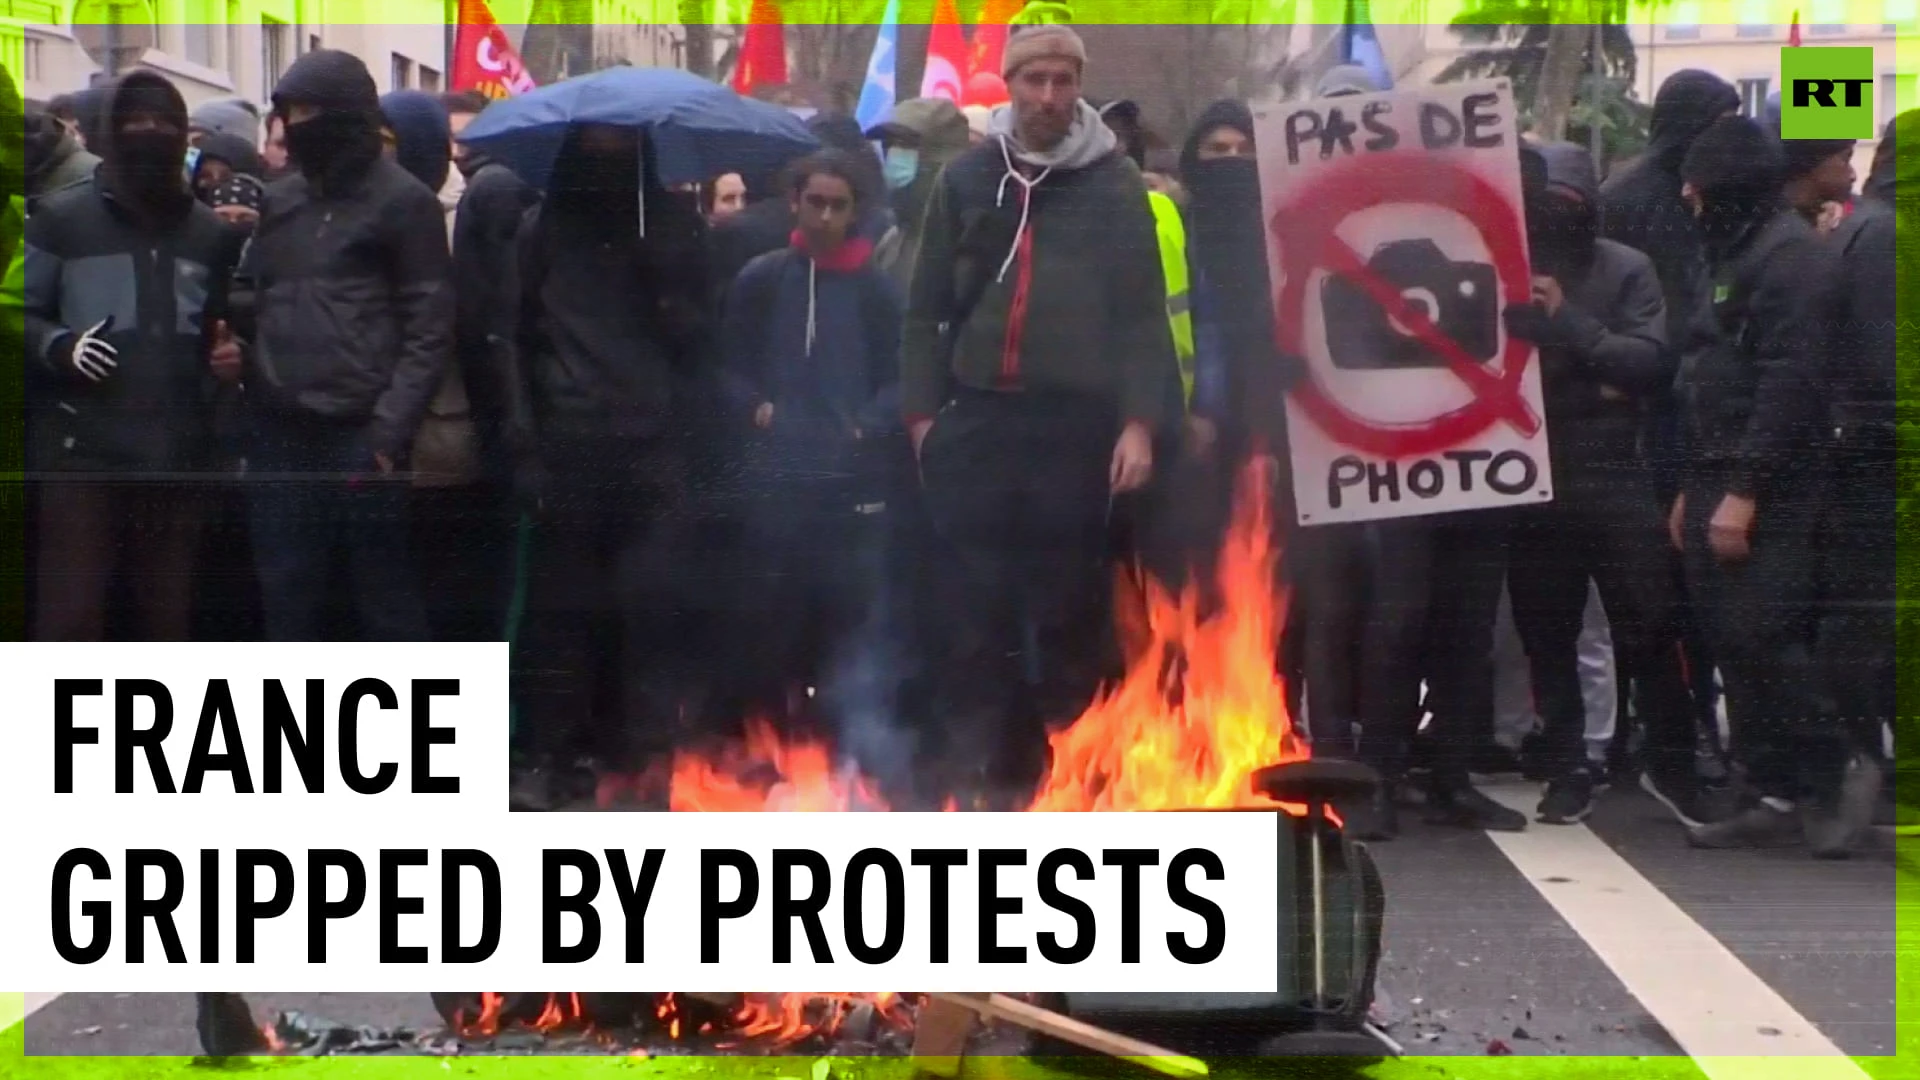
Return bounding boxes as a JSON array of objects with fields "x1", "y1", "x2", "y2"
[
  {"x1": 855, "y1": 0, "x2": 901, "y2": 133},
  {"x1": 1342, "y1": 0, "x2": 1394, "y2": 91}
]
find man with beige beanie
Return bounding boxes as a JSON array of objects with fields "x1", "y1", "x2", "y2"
[{"x1": 901, "y1": 23, "x2": 1179, "y2": 802}]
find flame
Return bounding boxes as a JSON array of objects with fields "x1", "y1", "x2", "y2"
[{"x1": 670, "y1": 716, "x2": 889, "y2": 812}]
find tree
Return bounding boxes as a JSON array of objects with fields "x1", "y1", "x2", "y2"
[{"x1": 1438, "y1": 0, "x2": 1640, "y2": 144}]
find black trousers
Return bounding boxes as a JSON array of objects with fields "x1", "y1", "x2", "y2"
[
  {"x1": 34, "y1": 477, "x2": 204, "y2": 642},
  {"x1": 1412, "y1": 511, "x2": 1510, "y2": 787},
  {"x1": 410, "y1": 482, "x2": 516, "y2": 643},
  {"x1": 1682, "y1": 471, "x2": 1838, "y2": 803},
  {"x1": 1509, "y1": 472, "x2": 1694, "y2": 782},
  {"x1": 514, "y1": 437, "x2": 692, "y2": 772},
  {"x1": 1810, "y1": 443, "x2": 1893, "y2": 760},
  {"x1": 918, "y1": 388, "x2": 1118, "y2": 776}
]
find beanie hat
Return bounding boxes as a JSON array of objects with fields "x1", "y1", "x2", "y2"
[
  {"x1": 1002, "y1": 24, "x2": 1087, "y2": 80},
  {"x1": 1682, "y1": 115, "x2": 1782, "y2": 204},
  {"x1": 208, "y1": 174, "x2": 266, "y2": 213},
  {"x1": 190, "y1": 97, "x2": 260, "y2": 142},
  {"x1": 1780, "y1": 137, "x2": 1856, "y2": 181}
]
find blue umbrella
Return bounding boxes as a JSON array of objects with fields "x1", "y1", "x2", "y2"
[{"x1": 456, "y1": 66, "x2": 819, "y2": 191}]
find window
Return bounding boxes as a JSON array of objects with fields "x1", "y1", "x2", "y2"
[
  {"x1": 418, "y1": 65, "x2": 440, "y2": 92},
  {"x1": 182, "y1": 7, "x2": 216, "y2": 67},
  {"x1": 391, "y1": 52, "x2": 413, "y2": 89},
  {"x1": 308, "y1": 32, "x2": 321, "y2": 52},
  {"x1": 226, "y1": 0, "x2": 241, "y2": 76},
  {"x1": 261, "y1": 17, "x2": 289, "y2": 103},
  {"x1": 22, "y1": 34, "x2": 41, "y2": 81},
  {"x1": 1739, "y1": 77, "x2": 1771, "y2": 117},
  {"x1": 1665, "y1": 0, "x2": 1701, "y2": 38}
]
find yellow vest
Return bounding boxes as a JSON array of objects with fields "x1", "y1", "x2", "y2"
[{"x1": 1148, "y1": 190, "x2": 1196, "y2": 406}]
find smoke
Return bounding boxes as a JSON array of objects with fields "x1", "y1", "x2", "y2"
[{"x1": 813, "y1": 511, "x2": 922, "y2": 806}]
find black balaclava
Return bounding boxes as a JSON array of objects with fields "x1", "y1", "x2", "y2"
[
  {"x1": 270, "y1": 49, "x2": 383, "y2": 188},
  {"x1": 1180, "y1": 100, "x2": 1259, "y2": 269},
  {"x1": 1524, "y1": 140, "x2": 1602, "y2": 279},
  {"x1": 101, "y1": 71, "x2": 194, "y2": 222},
  {"x1": 1647, "y1": 69, "x2": 1741, "y2": 170},
  {"x1": 1681, "y1": 115, "x2": 1783, "y2": 255},
  {"x1": 549, "y1": 124, "x2": 643, "y2": 213}
]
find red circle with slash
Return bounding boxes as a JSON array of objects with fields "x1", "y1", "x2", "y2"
[{"x1": 1273, "y1": 151, "x2": 1541, "y2": 459}]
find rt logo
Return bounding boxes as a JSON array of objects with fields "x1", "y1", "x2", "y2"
[{"x1": 1780, "y1": 46, "x2": 1875, "y2": 139}]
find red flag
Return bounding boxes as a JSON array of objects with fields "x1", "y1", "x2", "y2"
[
  {"x1": 1788, "y1": 9, "x2": 1802, "y2": 45},
  {"x1": 920, "y1": 0, "x2": 968, "y2": 101},
  {"x1": 967, "y1": 0, "x2": 1023, "y2": 82},
  {"x1": 732, "y1": 0, "x2": 789, "y2": 96},
  {"x1": 450, "y1": 0, "x2": 535, "y2": 99}
]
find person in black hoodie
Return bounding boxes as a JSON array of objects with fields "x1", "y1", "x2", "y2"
[
  {"x1": 501, "y1": 123, "x2": 713, "y2": 809},
  {"x1": 1502, "y1": 142, "x2": 1706, "y2": 827},
  {"x1": 233, "y1": 49, "x2": 453, "y2": 643},
  {"x1": 1792, "y1": 109, "x2": 1911, "y2": 857},
  {"x1": 22, "y1": 70, "x2": 240, "y2": 641},
  {"x1": 1671, "y1": 116, "x2": 1841, "y2": 853}
]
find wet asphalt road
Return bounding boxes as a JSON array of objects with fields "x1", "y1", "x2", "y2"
[{"x1": 18, "y1": 780, "x2": 1900, "y2": 1062}]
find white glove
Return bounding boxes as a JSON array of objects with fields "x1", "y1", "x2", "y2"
[{"x1": 69, "y1": 317, "x2": 118, "y2": 383}]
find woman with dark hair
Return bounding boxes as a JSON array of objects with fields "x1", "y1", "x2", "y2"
[{"x1": 719, "y1": 150, "x2": 907, "y2": 771}]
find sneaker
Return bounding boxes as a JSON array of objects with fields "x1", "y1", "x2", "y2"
[
  {"x1": 1809, "y1": 756, "x2": 1886, "y2": 860},
  {"x1": 1640, "y1": 770, "x2": 1712, "y2": 829},
  {"x1": 1687, "y1": 800, "x2": 1803, "y2": 849},
  {"x1": 1425, "y1": 784, "x2": 1528, "y2": 832},
  {"x1": 1537, "y1": 772, "x2": 1597, "y2": 825}
]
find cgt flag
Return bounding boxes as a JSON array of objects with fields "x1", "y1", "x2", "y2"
[{"x1": 450, "y1": 0, "x2": 535, "y2": 100}]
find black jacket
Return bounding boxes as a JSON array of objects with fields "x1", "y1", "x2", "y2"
[
  {"x1": 237, "y1": 155, "x2": 453, "y2": 456},
  {"x1": 21, "y1": 76, "x2": 238, "y2": 473},
  {"x1": 1521, "y1": 142, "x2": 1670, "y2": 483},
  {"x1": 1821, "y1": 198, "x2": 1896, "y2": 447},
  {"x1": 1676, "y1": 208, "x2": 1834, "y2": 498},
  {"x1": 452, "y1": 157, "x2": 537, "y2": 465}
]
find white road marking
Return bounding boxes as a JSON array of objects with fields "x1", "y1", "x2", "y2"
[{"x1": 1478, "y1": 781, "x2": 1870, "y2": 1079}]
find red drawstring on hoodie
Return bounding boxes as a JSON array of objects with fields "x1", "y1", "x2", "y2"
[{"x1": 998, "y1": 185, "x2": 1034, "y2": 387}]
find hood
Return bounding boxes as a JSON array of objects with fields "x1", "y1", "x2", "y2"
[
  {"x1": 880, "y1": 97, "x2": 971, "y2": 161},
  {"x1": 190, "y1": 97, "x2": 259, "y2": 142},
  {"x1": 986, "y1": 98, "x2": 1118, "y2": 172},
  {"x1": 1864, "y1": 111, "x2": 1918, "y2": 204},
  {"x1": 195, "y1": 131, "x2": 264, "y2": 177},
  {"x1": 99, "y1": 70, "x2": 195, "y2": 221},
  {"x1": 380, "y1": 90, "x2": 453, "y2": 192},
  {"x1": 1681, "y1": 115, "x2": 1783, "y2": 253},
  {"x1": 24, "y1": 108, "x2": 93, "y2": 192},
  {"x1": 806, "y1": 113, "x2": 869, "y2": 155},
  {"x1": 67, "y1": 87, "x2": 112, "y2": 152},
  {"x1": 1524, "y1": 140, "x2": 1601, "y2": 276},
  {"x1": 1315, "y1": 63, "x2": 1383, "y2": 98},
  {"x1": 272, "y1": 48, "x2": 381, "y2": 116},
  {"x1": 1179, "y1": 98, "x2": 1254, "y2": 176},
  {"x1": 1646, "y1": 69, "x2": 1739, "y2": 165}
]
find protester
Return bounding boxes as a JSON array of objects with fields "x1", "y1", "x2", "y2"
[
  {"x1": 722, "y1": 150, "x2": 905, "y2": 728},
  {"x1": 1502, "y1": 141, "x2": 1706, "y2": 826},
  {"x1": 443, "y1": 90, "x2": 489, "y2": 168},
  {"x1": 903, "y1": 24, "x2": 1176, "y2": 799},
  {"x1": 206, "y1": 174, "x2": 266, "y2": 230},
  {"x1": 707, "y1": 171, "x2": 748, "y2": 223},
  {"x1": 24, "y1": 106, "x2": 100, "y2": 209},
  {"x1": 1778, "y1": 138, "x2": 1857, "y2": 230},
  {"x1": 260, "y1": 112, "x2": 291, "y2": 178},
  {"x1": 1670, "y1": 115, "x2": 1840, "y2": 853},
  {"x1": 232, "y1": 50, "x2": 452, "y2": 643},
  {"x1": 501, "y1": 122, "x2": 712, "y2": 809},
  {"x1": 22, "y1": 70, "x2": 241, "y2": 641},
  {"x1": 190, "y1": 96, "x2": 261, "y2": 146},
  {"x1": 1796, "y1": 109, "x2": 1910, "y2": 857},
  {"x1": 865, "y1": 97, "x2": 970, "y2": 293},
  {"x1": 190, "y1": 132, "x2": 265, "y2": 203}
]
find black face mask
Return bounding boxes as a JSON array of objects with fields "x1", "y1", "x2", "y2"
[
  {"x1": 569, "y1": 151, "x2": 638, "y2": 193},
  {"x1": 111, "y1": 130, "x2": 189, "y2": 207},
  {"x1": 1526, "y1": 191, "x2": 1596, "y2": 279},
  {"x1": 284, "y1": 110, "x2": 374, "y2": 176}
]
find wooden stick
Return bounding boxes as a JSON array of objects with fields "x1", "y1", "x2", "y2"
[
  {"x1": 909, "y1": 997, "x2": 978, "y2": 1078},
  {"x1": 928, "y1": 993, "x2": 1208, "y2": 1080}
]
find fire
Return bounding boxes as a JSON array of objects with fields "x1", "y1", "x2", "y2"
[{"x1": 671, "y1": 717, "x2": 888, "y2": 812}]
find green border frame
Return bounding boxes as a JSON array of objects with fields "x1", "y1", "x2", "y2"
[{"x1": 4, "y1": 1, "x2": 1916, "y2": 1075}]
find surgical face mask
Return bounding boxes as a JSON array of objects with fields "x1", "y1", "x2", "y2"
[{"x1": 883, "y1": 147, "x2": 920, "y2": 191}]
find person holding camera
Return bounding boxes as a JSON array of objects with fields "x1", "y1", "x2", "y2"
[{"x1": 1501, "y1": 142, "x2": 1705, "y2": 828}]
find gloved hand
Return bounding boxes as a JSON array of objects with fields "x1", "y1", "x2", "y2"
[{"x1": 62, "y1": 317, "x2": 119, "y2": 383}]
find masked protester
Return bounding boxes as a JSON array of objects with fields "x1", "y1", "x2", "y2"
[
  {"x1": 902, "y1": 25, "x2": 1177, "y2": 803},
  {"x1": 232, "y1": 49, "x2": 453, "y2": 644},
  {"x1": 720, "y1": 152, "x2": 907, "y2": 768},
  {"x1": 21, "y1": 71, "x2": 241, "y2": 642},
  {"x1": 190, "y1": 132, "x2": 264, "y2": 204},
  {"x1": 1499, "y1": 142, "x2": 1710, "y2": 827},
  {"x1": 866, "y1": 97, "x2": 971, "y2": 294},
  {"x1": 1670, "y1": 116, "x2": 1844, "y2": 854},
  {"x1": 1790, "y1": 110, "x2": 1911, "y2": 858},
  {"x1": 24, "y1": 106, "x2": 101, "y2": 210},
  {"x1": 499, "y1": 123, "x2": 713, "y2": 810}
]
